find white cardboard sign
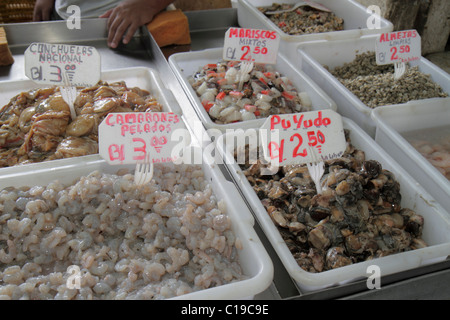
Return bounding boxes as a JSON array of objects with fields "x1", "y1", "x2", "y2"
[
  {"x1": 223, "y1": 27, "x2": 280, "y2": 65},
  {"x1": 376, "y1": 30, "x2": 421, "y2": 65},
  {"x1": 25, "y1": 42, "x2": 101, "y2": 87},
  {"x1": 98, "y1": 112, "x2": 187, "y2": 165},
  {"x1": 260, "y1": 110, "x2": 346, "y2": 166}
]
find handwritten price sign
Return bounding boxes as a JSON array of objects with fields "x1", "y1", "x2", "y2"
[
  {"x1": 223, "y1": 27, "x2": 280, "y2": 65},
  {"x1": 98, "y1": 112, "x2": 187, "y2": 165},
  {"x1": 260, "y1": 110, "x2": 346, "y2": 166},
  {"x1": 25, "y1": 42, "x2": 100, "y2": 87},
  {"x1": 376, "y1": 30, "x2": 421, "y2": 65}
]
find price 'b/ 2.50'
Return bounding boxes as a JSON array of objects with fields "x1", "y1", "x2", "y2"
[
  {"x1": 241, "y1": 45, "x2": 268, "y2": 61},
  {"x1": 390, "y1": 45, "x2": 410, "y2": 60},
  {"x1": 260, "y1": 110, "x2": 346, "y2": 167},
  {"x1": 223, "y1": 27, "x2": 280, "y2": 65},
  {"x1": 268, "y1": 129, "x2": 326, "y2": 163}
]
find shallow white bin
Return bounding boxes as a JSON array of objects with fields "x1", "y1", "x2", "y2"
[
  {"x1": 296, "y1": 36, "x2": 450, "y2": 137},
  {"x1": 168, "y1": 47, "x2": 336, "y2": 132},
  {"x1": 0, "y1": 149, "x2": 274, "y2": 300},
  {"x1": 0, "y1": 67, "x2": 181, "y2": 117},
  {"x1": 372, "y1": 99, "x2": 450, "y2": 214},
  {"x1": 0, "y1": 67, "x2": 182, "y2": 175},
  {"x1": 216, "y1": 117, "x2": 450, "y2": 292},
  {"x1": 237, "y1": 0, "x2": 393, "y2": 61}
]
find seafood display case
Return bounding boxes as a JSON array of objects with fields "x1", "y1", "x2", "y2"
[
  {"x1": 372, "y1": 99, "x2": 450, "y2": 214},
  {"x1": 1, "y1": 7, "x2": 450, "y2": 300},
  {"x1": 0, "y1": 67, "x2": 183, "y2": 170},
  {"x1": 168, "y1": 47, "x2": 336, "y2": 131},
  {"x1": 0, "y1": 149, "x2": 274, "y2": 300},
  {"x1": 0, "y1": 18, "x2": 274, "y2": 300},
  {"x1": 295, "y1": 36, "x2": 450, "y2": 138},
  {"x1": 216, "y1": 117, "x2": 450, "y2": 293},
  {"x1": 236, "y1": 0, "x2": 393, "y2": 60}
]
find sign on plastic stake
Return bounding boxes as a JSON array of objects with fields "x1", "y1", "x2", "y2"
[
  {"x1": 25, "y1": 43, "x2": 101, "y2": 120},
  {"x1": 260, "y1": 110, "x2": 346, "y2": 193},
  {"x1": 98, "y1": 112, "x2": 187, "y2": 166},
  {"x1": 375, "y1": 30, "x2": 421, "y2": 72},
  {"x1": 260, "y1": 110, "x2": 346, "y2": 167},
  {"x1": 25, "y1": 42, "x2": 100, "y2": 87},
  {"x1": 223, "y1": 27, "x2": 280, "y2": 65}
]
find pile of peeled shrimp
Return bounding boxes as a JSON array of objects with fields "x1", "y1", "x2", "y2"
[{"x1": 411, "y1": 137, "x2": 450, "y2": 180}]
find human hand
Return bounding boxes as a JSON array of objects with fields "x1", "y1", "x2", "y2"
[
  {"x1": 33, "y1": 0, "x2": 55, "y2": 21},
  {"x1": 99, "y1": 0, "x2": 174, "y2": 48}
]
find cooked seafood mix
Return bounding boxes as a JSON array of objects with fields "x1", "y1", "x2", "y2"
[
  {"x1": 328, "y1": 52, "x2": 448, "y2": 108},
  {"x1": 0, "y1": 164, "x2": 245, "y2": 299},
  {"x1": 237, "y1": 130, "x2": 427, "y2": 272},
  {"x1": 188, "y1": 61, "x2": 312, "y2": 124},
  {"x1": 258, "y1": 3, "x2": 344, "y2": 35},
  {"x1": 0, "y1": 81, "x2": 163, "y2": 167}
]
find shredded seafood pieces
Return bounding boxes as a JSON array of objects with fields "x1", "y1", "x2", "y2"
[
  {"x1": 258, "y1": 3, "x2": 344, "y2": 35},
  {"x1": 189, "y1": 61, "x2": 312, "y2": 124}
]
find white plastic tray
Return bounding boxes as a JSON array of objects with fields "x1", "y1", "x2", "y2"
[
  {"x1": 216, "y1": 117, "x2": 450, "y2": 292},
  {"x1": 0, "y1": 67, "x2": 181, "y2": 116},
  {"x1": 372, "y1": 99, "x2": 450, "y2": 214},
  {"x1": 168, "y1": 47, "x2": 336, "y2": 132},
  {"x1": 237, "y1": 0, "x2": 393, "y2": 60},
  {"x1": 0, "y1": 150, "x2": 274, "y2": 300},
  {"x1": 296, "y1": 36, "x2": 450, "y2": 137},
  {"x1": 0, "y1": 67, "x2": 182, "y2": 174}
]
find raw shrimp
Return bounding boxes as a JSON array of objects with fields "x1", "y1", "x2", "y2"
[{"x1": 409, "y1": 134, "x2": 450, "y2": 180}]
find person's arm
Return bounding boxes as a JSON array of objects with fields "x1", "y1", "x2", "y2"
[
  {"x1": 33, "y1": 0, "x2": 56, "y2": 21},
  {"x1": 99, "y1": 0, "x2": 175, "y2": 48}
]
